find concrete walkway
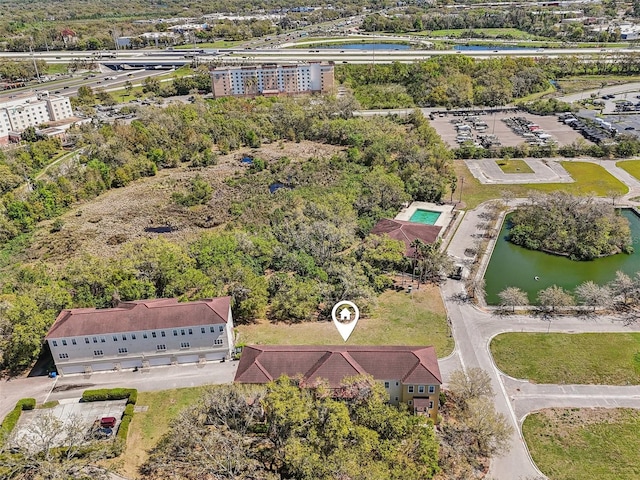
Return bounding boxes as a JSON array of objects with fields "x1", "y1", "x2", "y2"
[{"x1": 465, "y1": 158, "x2": 574, "y2": 184}]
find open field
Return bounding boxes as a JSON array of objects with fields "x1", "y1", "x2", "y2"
[
  {"x1": 523, "y1": 408, "x2": 640, "y2": 480},
  {"x1": 420, "y1": 28, "x2": 537, "y2": 40},
  {"x1": 496, "y1": 159, "x2": 534, "y2": 174},
  {"x1": 557, "y1": 75, "x2": 640, "y2": 95},
  {"x1": 617, "y1": 159, "x2": 640, "y2": 180},
  {"x1": 429, "y1": 112, "x2": 586, "y2": 149},
  {"x1": 455, "y1": 160, "x2": 627, "y2": 209},
  {"x1": 236, "y1": 287, "x2": 454, "y2": 357},
  {"x1": 491, "y1": 333, "x2": 640, "y2": 385},
  {"x1": 106, "y1": 386, "x2": 208, "y2": 478}
]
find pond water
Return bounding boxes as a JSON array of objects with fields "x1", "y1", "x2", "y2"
[
  {"x1": 326, "y1": 43, "x2": 411, "y2": 50},
  {"x1": 483, "y1": 209, "x2": 640, "y2": 305}
]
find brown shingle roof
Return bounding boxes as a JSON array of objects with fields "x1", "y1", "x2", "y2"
[
  {"x1": 370, "y1": 218, "x2": 442, "y2": 257},
  {"x1": 45, "y1": 297, "x2": 231, "y2": 339},
  {"x1": 234, "y1": 345, "x2": 441, "y2": 387}
]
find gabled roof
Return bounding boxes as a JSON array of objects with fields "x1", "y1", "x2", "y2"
[
  {"x1": 235, "y1": 345, "x2": 441, "y2": 387},
  {"x1": 45, "y1": 297, "x2": 231, "y2": 339},
  {"x1": 370, "y1": 218, "x2": 442, "y2": 257}
]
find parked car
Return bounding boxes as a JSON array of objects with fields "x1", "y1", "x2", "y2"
[{"x1": 100, "y1": 417, "x2": 117, "y2": 428}]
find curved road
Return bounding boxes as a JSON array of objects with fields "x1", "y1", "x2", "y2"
[{"x1": 442, "y1": 158, "x2": 640, "y2": 479}]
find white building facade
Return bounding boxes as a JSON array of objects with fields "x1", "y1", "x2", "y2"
[
  {"x1": 45, "y1": 297, "x2": 235, "y2": 376},
  {"x1": 211, "y1": 63, "x2": 335, "y2": 98},
  {"x1": 0, "y1": 91, "x2": 74, "y2": 145}
]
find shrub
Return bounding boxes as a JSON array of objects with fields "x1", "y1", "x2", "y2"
[
  {"x1": 124, "y1": 404, "x2": 135, "y2": 416},
  {"x1": 82, "y1": 388, "x2": 137, "y2": 404},
  {"x1": 17, "y1": 398, "x2": 36, "y2": 410},
  {"x1": 1, "y1": 398, "x2": 36, "y2": 441},
  {"x1": 117, "y1": 414, "x2": 132, "y2": 441}
]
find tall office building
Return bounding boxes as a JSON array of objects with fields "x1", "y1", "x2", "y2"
[{"x1": 210, "y1": 63, "x2": 335, "y2": 98}]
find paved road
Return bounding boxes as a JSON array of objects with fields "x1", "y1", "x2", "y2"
[{"x1": 443, "y1": 158, "x2": 640, "y2": 479}]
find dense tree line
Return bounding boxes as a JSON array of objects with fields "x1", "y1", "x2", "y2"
[
  {"x1": 0, "y1": 98, "x2": 455, "y2": 372},
  {"x1": 508, "y1": 192, "x2": 632, "y2": 260},
  {"x1": 141, "y1": 376, "x2": 440, "y2": 480}
]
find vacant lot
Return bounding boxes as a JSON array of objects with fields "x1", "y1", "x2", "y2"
[
  {"x1": 496, "y1": 159, "x2": 534, "y2": 174},
  {"x1": 430, "y1": 112, "x2": 586, "y2": 148},
  {"x1": 106, "y1": 386, "x2": 208, "y2": 478},
  {"x1": 524, "y1": 408, "x2": 640, "y2": 480},
  {"x1": 455, "y1": 160, "x2": 627, "y2": 209},
  {"x1": 491, "y1": 332, "x2": 640, "y2": 385},
  {"x1": 236, "y1": 286, "x2": 454, "y2": 357}
]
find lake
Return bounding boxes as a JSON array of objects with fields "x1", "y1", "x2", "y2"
[{"x1": 483, "y1": 209, "x2": 640, "y2": 305}]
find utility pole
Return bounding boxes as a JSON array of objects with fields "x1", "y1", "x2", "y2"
[
  {"x1": 458, "y1": 176, "x2": 464, "y2": 204},
  {"x1": 29, "y1": 38, "x2": 41, "y2": 83}
]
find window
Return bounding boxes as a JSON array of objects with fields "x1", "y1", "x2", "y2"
[
  {"x1": 218, "y1": 325, "x2": 224, "y2": 332},
  {"x1": 59, "y1": 353, "x2": 69, "y2": 359},
  {"x1": 71, "y1": 339, "x2": 77, "y2": 345},
  {"x1": 100, "y1": 337, "x2": 106, "y2": 343},
  {"x1": 113, "y1": 335, "x2": 118, "y2": 342},
  {"x1": 214, "y1": 338, "x2": 223, "y2": 345},
  {"x1": 93, "y1": 337, "x2": 98, "y2": 343},
  {"x1": 122, "y1": 334, "x2": 127, "y2": 341},
  {"x1": 408, "y1": 385, "x2": 414, "y2": 393},
  {"x1": 180, "y1": 329, "x2": 185, "y2": 336},
  {"x1": 180, "y1": 342, "x2": 190, "y2": 348},
  {"x1": 409, "y1": 400, "x2": 413, "y2": 405},
  {"x1": 418, "y1": 386, "x2": 425, "y2": 394},
  {"x1": 52, "y1": 340, "x2": 58, "y2": 347},
  {"x1": 161, "y1": 331, "x2": 166, "y2": 337},
  {"x1": 173, "y1": 330, "x2": 178, "y2": 336},
  {"x1": 429, "y1": 401, "x2": 434, "y2": 409},
  {"x1": 395, "y1": 396, "x2": 399, "y2": 401},
  {"x1": 118, "y1": 347, "x2": 128, "y2": 354},
  {"x1": 201, "y1": 327, "x2": 206, "y2": 334},
  {"x1": 210, "y1": 327, "x2": 215, "y2": 333},
  {"x1": 428, "y1": 385, "x2": 435, "y2": 394},
  {"x1": 85, "y1": 338, "x2": 90, "y2": 344},
  {"x1": 131, "y1": 333, "x2": 136, "y2": 340},
  {"x1": 61, "y1": 339, "x2": 67, "y2": 346},
  {"x1": 94, "y1": 350, "x2": 104, "y2": 356},
  {"x1": 384, "y1": 381, "x2": 389, "y2": 389},
  {"x1": 152, "y1": 332, "x2": 157, "y2": 338},
  {"x1": 188, "y1": 329, "x2": 193, "y2": 335},
  {"x1": 156, "y1": 344, "x2": 166, "y2": 351},
  {"x1": 143, "y1": 333, "x2": 148, "y2": 339}
]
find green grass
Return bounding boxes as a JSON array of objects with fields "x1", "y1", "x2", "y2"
[
  {"x1": 236, "y1": 287, "x2": 454, "y2": 357},
  {"x1": 44, "y1": 64, "x2": 69, "y2": 75},
  {"x1": 174, "y1": 40, "x2": 242, "y2": 49},
  {"x1": 419, "y1": 28, "x2": 538, "y2": 40},
  {"x1": 107, "y1": 386, "x2": 208, "y2": 477},
  {"x1": 455, "y1": 160, "x2": 628, "y2": 209},
  {"x1": 617, "y1": 160, "x2": 640, "y2": 181},
  {"x1": 523, "y1": 408, "x2": 640, "y2": 480},
  {"x1": 496, "y1": 159, "x2": 535, "y2": 174},
  {"x1": 490, "y1": 333, "x2": 640, "y2": 384}
]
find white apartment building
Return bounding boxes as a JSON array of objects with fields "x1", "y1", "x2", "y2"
[
  {"x1": 45, "y1": 297, "x2": 235, "y2": 376},
  {"x1": 211, "y1": 63, "x2": 335, "y2": 98},
  {"x1": 0, "y1": 91, "x2": 74, "y2": 145}
]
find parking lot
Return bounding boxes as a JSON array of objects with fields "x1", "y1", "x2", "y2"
[
  {"x1": 11, "y1": 399, "x2": 127, "y2": 450},
  {"x1": 429, "y1": 111, "x2": 587, "y2": 148}
]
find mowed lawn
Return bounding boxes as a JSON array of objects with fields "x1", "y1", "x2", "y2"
[
  {"x1": 106, "y1": 386, "x2": 209, "y2": 478},
  {"x1": 496, "y1": 159, "x2": 534, "y2": 174},
  {"x1": 524, "y1": 408, "x2": 640, "y2": 480},
  {"x1": 491, "y1": 333, "x2": 640, "y2": 384},
  {"x1": 236, "y1": 287, "x2": 454, "y2": 357},
  {"x1": 455, "y1": 160, "x2": 628, "y2": 209},
  {"x1": 617, "y1": 159, "x2": 640, "y2": 180}
]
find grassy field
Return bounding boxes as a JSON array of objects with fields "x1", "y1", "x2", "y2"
[
  {"x1": 420, "y1": 28, "x2": 537, "y2": 40},
  {"x1": 236, "y1": 287, "x2": 454, "y2": 357},
  {"x1": 523, "y1": 408, "x2": 640, "y2": 480},
  {"x1": 491, "y1": 333, "x2": 640, "y2": 384},
  {"x1": 455, "y1": 160, "x2": 628, "y2": 209},
  {"x1": 617, "y1": 159, "x2": 640, "y2": 180},
  {"x1": 557, "y1": 75, "x2": 640, "y2": 95},
  {"x1": 496, "y1": 159, "x2": 534, "y2": 174},
  {"x1": 106, "y1": 386, "x2": 208, "y2": 477}
]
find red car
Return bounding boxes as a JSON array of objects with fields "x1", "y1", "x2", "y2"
[{"x1": 100, "y1": 417, "x2": 116, "y2": 428}]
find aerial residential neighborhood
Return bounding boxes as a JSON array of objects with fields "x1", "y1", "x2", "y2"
[{"x1": 2, "y1": 0, "x2": 640, "y2": 479}]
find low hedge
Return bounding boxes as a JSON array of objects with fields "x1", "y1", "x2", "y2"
[
  {"x1": 81, "y1": 388, "x2": 137, "y2": 405},
  {"x1": 124, "y1": 404, "x2": 135, "y2": 416},
  {"x1": 1, "y1": 398, "x2": 37, "y2": 441},
  {"x1": 117, "y1": 414, "x2": 132, "y2": 441}
]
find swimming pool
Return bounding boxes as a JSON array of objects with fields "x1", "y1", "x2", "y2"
[{"x1": 409, "y1": 209, "x2": 441, "y2": 225}]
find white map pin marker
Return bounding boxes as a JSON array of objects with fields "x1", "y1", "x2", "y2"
[{"x1": 331, "y1": 301, "x2": 360, "y2": 342}]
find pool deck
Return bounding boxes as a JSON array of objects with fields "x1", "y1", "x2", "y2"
[{"x1": 394, "y1": 202, "x2": 455, "y2": 230}]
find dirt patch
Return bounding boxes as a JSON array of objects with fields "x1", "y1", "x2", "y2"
[
  {"x1": 430, "y1": 112, "x2": 588, "y2": 148},
  {"x1": 27, "y1": 141, "x2": 343, "y2": 262}
]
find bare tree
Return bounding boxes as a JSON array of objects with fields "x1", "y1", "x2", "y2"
[
  {"x1": 464, "y1": 397, "x2": 513, "y2": 457},
  {"x1": 575, "y1": 281, "x2": 611, "y2": 312},
  {"x1": 537, "y1": 285, "x2": 574, "y2": 313},
  {"x1": 448, "y1": 368, "x2": 494, "y2": 402},
  {"x1": 500, "y1": 189, "x2": 516, "y2": 208},
  {"x1": 609, "y1": 271, "x2": 636, "y2": 305},
  {"x1": 498, "y1": 286, "x2": 529, "y2": 312}
]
